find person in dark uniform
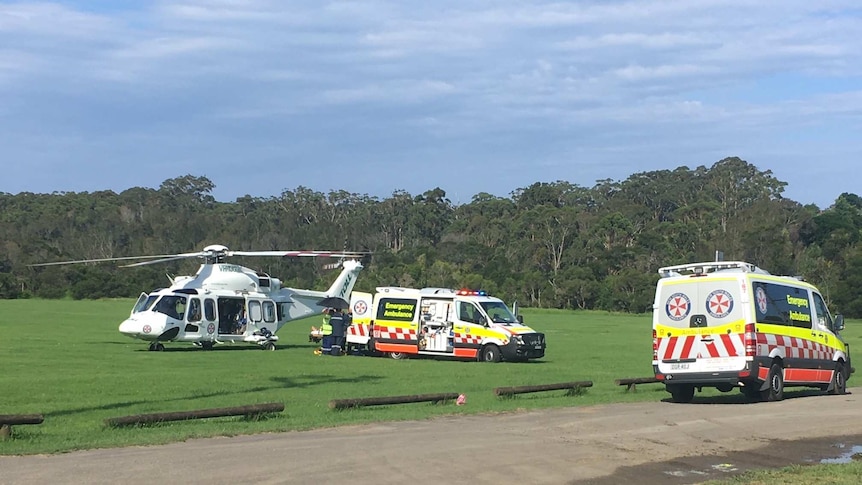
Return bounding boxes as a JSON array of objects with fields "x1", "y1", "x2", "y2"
[{"x1": 328, "y1": 308, "x2": 346, "y2": 356}]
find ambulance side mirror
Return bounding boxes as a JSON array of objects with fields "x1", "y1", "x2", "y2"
[
  {"x1": 517, "y1": 315, "x2": 524, "y2": 324},
  {"x1": 835, "y1": 314, "x2": 845, "y2": 332}
]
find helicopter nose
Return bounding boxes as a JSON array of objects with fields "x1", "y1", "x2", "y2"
[{"x1": 119, "y1": 317, "x2": 162, "y2": 340}]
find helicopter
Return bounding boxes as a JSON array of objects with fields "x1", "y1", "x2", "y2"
[{"x1": 30, "y1": 244, "x2": 367, "y2": 351}]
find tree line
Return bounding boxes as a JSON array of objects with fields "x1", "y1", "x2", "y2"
[{"x1": 2, "y1": 157, "x2": 861, "y2": 317}]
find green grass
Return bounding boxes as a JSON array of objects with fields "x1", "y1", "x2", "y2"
[
  {"x1": 1, "y1": 299, "x2": 861, "y2": 458},
  {"x1": 705, "y1": 461, "x2": 862, "y2": 484}
]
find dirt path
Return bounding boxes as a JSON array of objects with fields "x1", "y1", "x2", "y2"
[{"x1": 3, "y1": 389, "x2": 862, "y2": 485}]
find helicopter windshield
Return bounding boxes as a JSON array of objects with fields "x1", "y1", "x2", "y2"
[
  {"x1": 133, "y1": 294, "x2": 159, "y2": 313},
  {"x1": 152, "y1": 295, "x2": 187, "y2": 320},
  {"x1": 479, "y1": 301, "x2": 518, "y2": 324}
]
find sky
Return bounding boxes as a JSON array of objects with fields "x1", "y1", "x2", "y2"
[{"x1": 1, "y1": 1, "x2": 861, "y2": 208}]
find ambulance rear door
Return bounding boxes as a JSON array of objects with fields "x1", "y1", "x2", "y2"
[
  {"x1": 347, "y1": 291, "x2": 373, "y2": 346},
  {"x1": 654, "y1": 275, "x2": 748, "y2": 376}
]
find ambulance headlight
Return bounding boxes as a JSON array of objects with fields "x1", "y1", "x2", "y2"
[{"x1": 512, "y1": 335, "x2": 525, "y2": 345}]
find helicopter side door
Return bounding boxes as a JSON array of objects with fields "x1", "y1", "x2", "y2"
[{"x1": 247, "y1": 299, "x2": 278, "y2": 334}]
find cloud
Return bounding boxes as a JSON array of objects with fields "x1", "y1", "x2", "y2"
[{"x1": 2, "y1": 1, "x2": 862, "y2": 208}]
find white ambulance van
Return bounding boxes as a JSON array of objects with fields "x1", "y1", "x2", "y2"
[
  {"x1": 346, "y1": 287, "x2": 545, "y2": 362},
  {"x1": 652, "y1": 261, "x2": 849, "y2": 403}
]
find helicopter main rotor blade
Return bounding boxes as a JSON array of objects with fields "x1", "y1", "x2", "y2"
[
  {"x1": 120, "y1": 254, "x2": 205, "y2": 267},
  {"x1": 29, "y1": 246, "x2": 371, "y2": 268},
  {"x1": 27, "y1": 253, "x2": 197, "y2": 267},
  {"x1": 229, "y1": 250, "x2": 369, "y2": 258}
]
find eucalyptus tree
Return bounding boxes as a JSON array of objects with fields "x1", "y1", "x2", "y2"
[
  {"x1": 408, "y1": 187, "x2": 453, "y2": 247},
  {"x1": 374, "y1": 189, "x2": 413, "y2": 252}
]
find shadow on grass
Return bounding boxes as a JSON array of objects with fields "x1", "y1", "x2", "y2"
[
  {"x1": 270, "y1": 374, "x2": 384, "y2": 389},
  {"x1": 44, "y1": 374, "x2": 383, "y2": 419}
]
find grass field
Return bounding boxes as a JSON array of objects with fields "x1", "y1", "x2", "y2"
[
  {"x1": 705, "y1": 461, "x2": 862, "y2": 484},
  {"x1": 2, "y1": 299, "x2": 861, "y2": 459}
]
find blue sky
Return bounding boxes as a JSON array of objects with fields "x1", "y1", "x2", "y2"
[{"x1": 1, "y1": 1, "x2": 861, "y2": 208}]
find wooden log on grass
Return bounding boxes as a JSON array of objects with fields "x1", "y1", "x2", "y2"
[
  {"x1": 0, "y1": 414, "x2": 44, "y2": 440},
  {"x1": 329, "y1": 393, "x2": 459, "y2": 410},
  {"x1": 104, "y1": 402, "x2": 284, "y2": 427},
  {"x1": 614, "y1": 377, "x2": 661, "y2": 392},
  {"x1": 494, "y1": 381, "x2": 593, "y2": 397}
]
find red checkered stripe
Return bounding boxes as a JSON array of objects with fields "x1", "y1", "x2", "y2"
[
  {"x1": 375, "y1": 325, "x2": 416, "y2": 341},
  {"x1": 454, "y1": 332, "x2": 482, "y2": 345},
  {"x1": 348, "y1": 324, "x2": 368, "y2": 337},
  {"x1": 658, "y1": 333, "x2": 743, "y2": 360},
  {"x1": 756, "y1": 334, "x2": 834, "y2": 360}
]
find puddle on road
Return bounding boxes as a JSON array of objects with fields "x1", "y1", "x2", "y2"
[
  {"x1": 820, "y1": 443, "x2": 862, "y2": 464},
  {"x1": 663, "y1": 462, "x2": 739, "y2": 478}
]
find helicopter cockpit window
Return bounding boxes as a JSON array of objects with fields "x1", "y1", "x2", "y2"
[
  {"x1": 188, "y1": 298, "x2": 202, "y2": 323},
  {"x1": 153, "y1": 295, "x2": 187, "y2": 320},
  {"x1": 248, "y1": 300, "x2": 262, "y2": 323},
  {"x1": 132, "y1": 293, "x2": 150, "y2": 313},
  {"x1": 135, "y1": 294, "x2": 159, "y2": 313},
  {"x1": 263, "y1": 301, "x2": 276, "y2": 323}
]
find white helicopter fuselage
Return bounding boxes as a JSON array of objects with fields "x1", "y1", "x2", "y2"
[{"x1": 118, "y1": 259, "x2": 363, "y2": 350}]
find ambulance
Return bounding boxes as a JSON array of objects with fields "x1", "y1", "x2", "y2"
[
  {"x1": 653, "y1": 261, "x2": 850, "y2": 403},
  {"x1": 346, "y1": 287, "x2": 545, "y2": 362}
]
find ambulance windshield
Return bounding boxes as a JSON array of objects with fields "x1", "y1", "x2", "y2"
[{"x1": 480, "y1": 301, "x2": 518, "y2": 324}]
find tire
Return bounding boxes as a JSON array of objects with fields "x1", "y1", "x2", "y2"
[
  {"x1": 761, "y1": 362, "x2": 784, "y2": 401},
  {"x1": 829, "y1": 362, "x2": 847, "y2": 395},
  {"x1": 263, "y1": 342, "x2": 276, "y2": 351},
  {"x1": 668, "y1": 384, "x2": 695, "y2": 403},
  {"x1": 389, "y1": 351, "x2": 409, "y2": 360},
  {"x1": 480, "y1": 344, "x2": 502, "y2": 363}
]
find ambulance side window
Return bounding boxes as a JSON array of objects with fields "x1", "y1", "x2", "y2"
[
  {"x1": 812, "y1": 293, "x2": 834, "y2": 332},
  {"x1": 375, "y1": 298, "x2": 417, "y2": 322},
  {"x1": 754, "y1": 283, "x2": 812, "y2": 329},
  {"x1": 458, "y1": 302, "x2": 481, "y2": 324}
]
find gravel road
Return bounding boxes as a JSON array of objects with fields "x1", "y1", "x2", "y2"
[{"x1": 3, "y1": 388, "x2": 861, "y2": 485}]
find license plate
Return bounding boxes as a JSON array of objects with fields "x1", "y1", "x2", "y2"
[
  {"x1": 670, "y1": 363, "x2": 690, "y2": 370},
  {"x1": 534, "y1": 345, "x2": 543, "y2": 350}
]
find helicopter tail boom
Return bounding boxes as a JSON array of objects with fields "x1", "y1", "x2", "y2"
[{"x1": 324, "y1": 259, "x2": 363, "y2": 303}]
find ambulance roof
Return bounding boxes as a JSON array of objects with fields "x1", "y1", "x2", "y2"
[{"x1": 658, "y1": 261, "x2": 771, "y2": 278}]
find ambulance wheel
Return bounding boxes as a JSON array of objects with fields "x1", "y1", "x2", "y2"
[
  {"x1": 762, "y1": 362, "x2": 784, "y2": 401},
  {"x1": 389, "y1": 352, "x2": 409, "y2": 360},
  {"x1": 264, "y1": 342, "x2": 276, "y2": 351},
  {"x1": 829, "y1": 362, "x2": 847, "y2": 395},
  {"x1": 480, "y1": 345, "x2": 501, "y2": 363},
  {"x1": 668, "y1": 384, "x2": 695, "y2": 403}
]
